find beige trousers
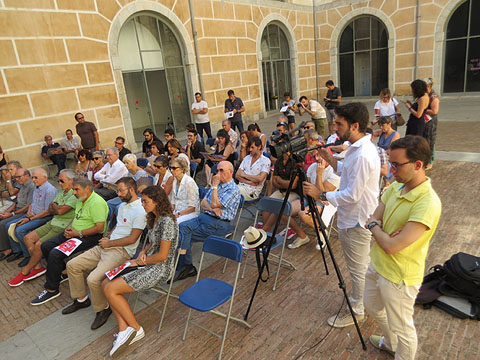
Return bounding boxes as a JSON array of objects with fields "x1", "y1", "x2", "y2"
[
  {"x1": 66, "y1": 245, "x2": 130, "y2": 312},
  {"x1": 364, "y1": 264, "x2": 420, "y2": 360},
  {"x1": 338, "y1": 226, "x2": 372, "y2": 315}
]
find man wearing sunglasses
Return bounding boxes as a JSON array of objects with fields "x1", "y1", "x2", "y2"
[
  {"x1": 364, "y1": 136, "x2": 441, "y2": 359},
  {"x1": 9, "y1": 169, "x2": 77, "y2": 287},
  {"x1": 5, "y1": 168, "x2": 57, "y2": 267},
  {"x1": 174, "y1": 161, "x2": 241, "y2": 282}
]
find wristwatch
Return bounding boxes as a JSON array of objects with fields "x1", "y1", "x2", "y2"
[
  {"x1": 211, "y1": 186, "x2": 218, "y2": 190},
  {"x1": 367, "y1": 221, "x2": 380, "y2": 231},
  {"x1": 320, "y1": 192, "x2": 327, "y2": 202},
  {"x1": 78, "y1": 230, "x2": 83, "y2": 238}
]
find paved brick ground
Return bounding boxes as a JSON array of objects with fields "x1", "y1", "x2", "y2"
[{"x1": 66, "y1": 161, "x2": 480, "y2": 360}]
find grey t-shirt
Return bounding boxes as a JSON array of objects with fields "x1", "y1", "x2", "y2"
[{"x1": 16, "y1": 179, "x2": 35, "y2": 209}]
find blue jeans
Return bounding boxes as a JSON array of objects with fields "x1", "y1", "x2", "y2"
[
  {"x1": 179, "y1": 213, "x2": 234, "y2": 265},
  {"x1": 7, "y1": 215, "x2": 52, "y2": 257},
  {"x1": 231, "y1": 118, "x2": 244, "y2": 133},
  {"x1": 107, "y1": 197, "x2": 123, "y2": 229}
]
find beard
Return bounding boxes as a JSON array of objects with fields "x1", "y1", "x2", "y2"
[
  {"x1": 119, "y1": 193, "x2": 132, "y2": 203},
  {"x1": 339, "y1": 128, "x2": 351, "y2": 142}
]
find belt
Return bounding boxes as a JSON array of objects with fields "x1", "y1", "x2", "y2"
[{"x1": 204, "y1": 212, "x2": 230, "y2": 222}]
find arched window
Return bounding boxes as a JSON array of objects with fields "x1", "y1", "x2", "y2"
[
  {"x1": 338, "y1": 16, "x2": 388, "y2": 97},
  {"x1": 444, "y1": 0, "x2": 480, "y2": 92},
  {"x1": 261, "y1": 24, "x2": 292, "y2": 112},
  {"x1": 118, "y1": 15, "x2": 190, "y2": 142}
]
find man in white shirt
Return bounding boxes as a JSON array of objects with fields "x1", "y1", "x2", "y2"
[
  {"x1": 219, "y1": 120, "x2": 238, "y2": 148},
  {"x1": 63, "y1": 177, "x2": 146, "y2": 330},
  {"x1": 236, "y1": 137, "x2": 271, "y2": 201},
  {"x1": 94, "y1": 148, "x2": 129, "y2": 200},
  {"x1": 304, "y1": 102, "x2": 380, "y2": 328},
  {"x1": 299, "y1": 95, "x2": 327, "y2": 139},
  {"x1": 191, "y1": 92, "x2": 212, "y2": 139}
]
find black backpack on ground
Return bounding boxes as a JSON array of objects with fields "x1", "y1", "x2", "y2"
[{"x1": 416, "y1": 252, "x2": 480, "y2": 320}]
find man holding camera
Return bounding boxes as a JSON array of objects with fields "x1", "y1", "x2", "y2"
[
  {"x1": 304, "y1": 102, "x2": 380, "y2": 328},
  {"x1": 298, "y1": 95, "x2": 327, "y2": 139}
]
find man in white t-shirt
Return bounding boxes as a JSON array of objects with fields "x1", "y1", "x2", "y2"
[
  {"x1": 299, "y1": 95, "x2": 327, "y2": 139},
  {"x1": 191, "y1": 92, "x2": 212, "y2": 139},
  {"x1": 236, "y1": 137, "x2": 271, "y2": 201},
  {"x1": 63, "y1": 177, "x2": 146, "y2": 330}
]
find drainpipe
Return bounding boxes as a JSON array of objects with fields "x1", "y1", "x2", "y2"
[
  {"x1": 413, "y1": 0, "x2": 420, "y2": 79},
  {"x1": 313, "y1": 0, "x2": 320, "y2": 100},
  {"x1": 188, "y1": 0, "x2": 204, "y2": 94}
]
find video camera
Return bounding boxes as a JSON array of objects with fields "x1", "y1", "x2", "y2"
[{"x1": 269, "y1": 121, "x2": 308, "y2": 162}]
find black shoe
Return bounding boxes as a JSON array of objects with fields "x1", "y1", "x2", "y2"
[
  {"x1": 173, "y1": 265, "x2": 197, "y2": 283},
  {"x1": 7, "y1": 252, "x2": 23, "y2": 263},
  {"x1": 62, "y1": 298, "x2": 91, "y2": 315},
  {"x1": 91, "y1": 307, "x2": 112, "y2": 330},
  {"x1": 0, "y1": 252, "x2": 13, "y2": 261},
  {"x1": 18, "y1": 256, "x2": 31, "y2": 267}
]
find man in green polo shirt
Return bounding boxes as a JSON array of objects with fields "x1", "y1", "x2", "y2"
[
  {"x1": 9, "y1": 169, "x2": 78, "y2": 287},
  {"x1": 364, "y1": 136, "x2": 441, "y2": 360},
  {"x1": 31, "y1": 177, "x2": 108, "y2": 305}
]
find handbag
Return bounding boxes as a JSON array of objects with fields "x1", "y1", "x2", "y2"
[{"x1": 396, "y1": 113, "x2": 405, "y2": 126}]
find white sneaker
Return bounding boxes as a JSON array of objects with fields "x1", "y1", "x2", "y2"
[
  {"x1": 315, "y1": 241, "x2": 326, "y2": 250},
  {"x1": 109, "y1": 327, "x2": 136, "y2": 357},
  {"x1": 287, "y1": 235, "x2": 309, "y2": 249},
  {"x1": 130, "y1": 326, "x2": 145, "y2": 345}
]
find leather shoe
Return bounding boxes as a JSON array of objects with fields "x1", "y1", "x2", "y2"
[
  {"x1": 62, "y1": 298, "x2": 91, "y2": 315},
  {"x1": 7, "y1": 252, "x2": 23, "y2": 263},
  {"x1": 91, "y1": 307, "x2": 112, "y2": 330},
  {"x1": 18, "y1": 257, "x2": 31, "y2": 267},
  {"x1": 173, "y1": 265, "x2": 197, "y2": 283},
  {"x1": 0, "y1": 252, "x2": 13, "y2": 261}
]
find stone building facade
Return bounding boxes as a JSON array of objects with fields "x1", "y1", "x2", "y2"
[{"x1": 0, "y1": 0, "x2": 475, "y2": 168}]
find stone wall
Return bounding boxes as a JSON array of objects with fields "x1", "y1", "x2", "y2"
[{"x1": 0, "y1": 0, "x2": 467, "y2": 169}]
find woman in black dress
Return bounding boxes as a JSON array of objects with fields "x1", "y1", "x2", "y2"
[
  {"x1": 423, "y1": 77, "x2": 440, "y2": 168},
  {"x1": 405, "y1": 79, "x2": 429, "y2": 136}
]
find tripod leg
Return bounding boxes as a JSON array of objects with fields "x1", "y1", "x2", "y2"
[{"x1": 307, "y1": 197, "x2": 329, "y2": 276}]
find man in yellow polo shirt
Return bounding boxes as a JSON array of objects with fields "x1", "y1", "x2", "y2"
[
  {"x1": 31, "y1": 177, "x2": 108, "y2": 305},
  {"x1": 364, "y1": 135, "x2": 441, "y2": 360}
]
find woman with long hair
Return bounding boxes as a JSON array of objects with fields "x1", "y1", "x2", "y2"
[
  {"x1": 168, "y1": 157, "x2": 200, "y2": 224},
  {"x1": 204, "y1": 129, "x2": 235, "y2": 186},
  {"x1": 238, "y1": 131, "x2": 251, "y2": 162},
  {"x1": 167, "y1": 139, "x2": 190, "y2": 172},
  {"x1": 102, "y1": 186, "x2": 178, "y2": 357},
  {"x1": 405, "y1": 79, "x2": 429, "y2": 136},
  {"x1": 423, "y1": 77, "x2": 440, "y2": 168}
]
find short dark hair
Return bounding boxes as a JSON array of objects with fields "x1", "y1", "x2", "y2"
[
  {"x1": 154, "y1": 155, "x2": 169, "y2": 167},
  {"x1": 117, "y1": 176, "x2": 137, "y2": 193},
  {"x1": 195, "y1": 92, "x2": 201, "y2": 96},
  {"x1": 66, "y1": 129, "x2": 73, "y2": 134},
  {"x1": 216, "y1": 129, "x2": 230, "y2": 144},
  {"x1": 185, "y1": 123, "x2": 195, "y2": 131},
  {"x1": 248, "y1": 136, "x2": 262, "y2": 148},
  {"x1": 188, "y1": 128, "x2": 198, "y2": 136},
  {"x1": 335, "y1": 102, "x2": 369, "y2": 133},
  {"x1": 410, "y1": 79, "x2": 428, "y2": 99},
  {"x1": 164, "y1": 128, "x2": 175, "y2": 136},
  {"x1": 390, "y1": 135, "x2": 431, "y2": 168},
  {"x1": 284, "y1": 92, "x2": 291, "y2": 97},
  {"x1": 151, "y1": 140, "x2": 164, "y2": 151},
  {"x1": 277, "y1": 122, "x2": 287, "y2": 131},
  {"x1": 74, "y1": 112, "x2": 83, "y2": 120},
  {"x1": 78, "y1": 149, "x2": 91, "y2": 160},
  {"x1": 143, "y1": 128, "x2": 154, "y2": 135},
  {"x1": 116, "y1": 136, "x2": 125, "y2": 143},
  {"x1": 247, "y1": 123, "x2": 261, "y2": 132},
  {"x1": 227, "y1": 90, "x2": 235, "y2": 96},
  {"x1": 299, "y1": 96, "x2": 308, "y2": 102},
  {"x1": 326, "y1": 80, "x2": 334, "y2": 86}
]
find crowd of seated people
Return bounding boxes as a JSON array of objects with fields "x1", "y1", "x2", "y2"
[{"x1": 0, "y1": 88, "x2": 432, "y2": 357}]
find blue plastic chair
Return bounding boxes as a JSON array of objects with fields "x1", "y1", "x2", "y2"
[
  {"x1": 243, "y1": 197, "x2": 296, "y2": 290},
  {"x1": 211, "y1": 163, "x2": 218, "y2": 174},
  {"x1": 206, "y1": 137, "x2": 216, "y2": 147},
  {"x1": 190, "y1": 161, "x2": 198, "y2": 179},
  {"x1": 179, "y1": 236, "x2": 250, "y2": 359},
  {"x1": 197, "y1": 186, "x2": 208, "y2": 199}
]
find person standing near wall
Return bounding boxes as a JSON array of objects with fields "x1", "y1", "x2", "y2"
[{"x1": 324, "y1": 80, "x2": 342, "y2": 136}]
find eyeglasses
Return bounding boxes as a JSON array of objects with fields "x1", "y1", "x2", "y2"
[
  {"x1": 153, "y1": 164, "x2": 162, "y2": 168},
  {"x1": 217, "y1": 168, "x2": 226, "y2": 172},
  {"x1": 32, "y1": 176, "x2": 39, "y2": 179},
  {"x1": 303, "y1": 126, "x2": 311, "y2": 129},
  {"x1": 58, "y1": 179, "x2": 65, "y2": 184},
  {"x1": 93, "y1": 157, "x2": 101, "y2": 160},
  {"x1": 114, "y1": 142, "x2": 123, "y2": 145},
  {"x1": 169, "y1": 166, "x2": 179, "y2": 170},
  {"x1": 391, "y1": 161, "x2": 414, "y2": 170}
]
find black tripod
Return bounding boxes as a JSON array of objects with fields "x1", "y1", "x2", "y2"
[{"x1": 244, "y1": 163, "x2": 367, "y2": 350}]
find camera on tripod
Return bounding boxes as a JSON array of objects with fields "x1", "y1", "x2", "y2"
[{"x1": 269, "y1": 121, "x2": 308, "y2": 162}]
